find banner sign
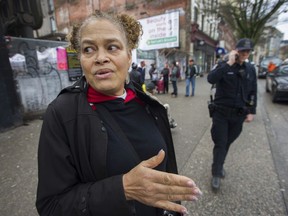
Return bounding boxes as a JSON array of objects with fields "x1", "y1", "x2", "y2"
[{"x1": 138, "y1": 11, "x2": 179, "y2": 50}]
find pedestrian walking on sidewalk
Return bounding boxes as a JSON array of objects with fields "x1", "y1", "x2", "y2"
[
  {"x1": 129, "y1": 62, "x2": 143, "y2": 87},
  {"x1": 185, "y1": 59, "x2": 198, "y2": 97},
  {"x1": 149, "y1": 63, "x2": 157, "y2": 81},
  {"x1": 36, "y1": 10, "x2": 202, "y2": 216},
  {"x1": 137, "y1": 60, "x2": 146, "y2": 84},
  {"x1": 161, "y1": 63, "x2": 170, "y2": 94},
  {"x1": 170, "y1": 61, "x2": 179, "y2": 97},
  {"x1": 207, "y1": 38, "x2": 257, "y2": 191}
]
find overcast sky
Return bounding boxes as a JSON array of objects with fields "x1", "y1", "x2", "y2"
[{"x1": 276, "y1": 12, "x2": 288, "y2": 40}]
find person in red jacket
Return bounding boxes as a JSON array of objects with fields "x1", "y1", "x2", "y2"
[
  {"x1": 36, "y1": 10, "x2": 202, "y2": 216},
  {"x1": 267, "y1": 61, "x2": 276, "y2": 73}
]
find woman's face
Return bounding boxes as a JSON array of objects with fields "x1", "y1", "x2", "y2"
[{"x1": 79, "y1": 19, "x2": 132, "y2": 96}]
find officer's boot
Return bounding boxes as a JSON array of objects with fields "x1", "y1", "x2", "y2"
[{"x1": 211, "y1": 176, "x2": 221, "y2": 191}]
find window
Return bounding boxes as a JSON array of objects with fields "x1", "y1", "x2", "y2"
[{"x1": 48, "y1": 0, "x2": 54, "y2": 14}]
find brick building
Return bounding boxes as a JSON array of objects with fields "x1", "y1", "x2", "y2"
[{"x1": 36, "y1": 0, "x2": 221, "y2": 75}]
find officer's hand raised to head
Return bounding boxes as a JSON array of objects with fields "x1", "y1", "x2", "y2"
[
  {"x1": 123, "y1": 150, "x2": 202, "y2": 214},
  {"x1": 227, "y1": 50, "x2": 239, "y2": 66}
]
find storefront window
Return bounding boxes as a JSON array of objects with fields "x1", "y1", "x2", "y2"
[{"x1": 137, "y1": 49, "x2": 156, "y2": 59}]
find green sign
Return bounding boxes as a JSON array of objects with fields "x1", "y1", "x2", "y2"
[{"x1": 146, "y1": 36, "x2": 177, "y2": 45}]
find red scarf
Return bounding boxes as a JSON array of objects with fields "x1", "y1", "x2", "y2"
[{"x1": 87, "y1": 86, "x2": 138, "y2": 110}]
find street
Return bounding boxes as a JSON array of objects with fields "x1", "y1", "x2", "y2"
[{"x1": 0, "y1": 77, "x2": 287, "y2": 216}]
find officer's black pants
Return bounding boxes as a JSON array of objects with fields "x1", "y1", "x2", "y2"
[{"x1": 211, "y1": 110, "x2": 246, "y2": 176}]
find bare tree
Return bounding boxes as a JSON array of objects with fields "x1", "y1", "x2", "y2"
[
  {"x1": 214, "y1": 0, "x2": 288, "y2": 44},
  {"x1": 204, "y1": 0, "x2": 288, "y2": 44}
]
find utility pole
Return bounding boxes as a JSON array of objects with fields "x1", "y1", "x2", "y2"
[{"x1": 185, "y1": 0, "x2": 192, "y2": 61}]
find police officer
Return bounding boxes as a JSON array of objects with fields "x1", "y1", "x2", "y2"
[{"x1": 207, "y1": 38, "x2": 257, "y2": 191}]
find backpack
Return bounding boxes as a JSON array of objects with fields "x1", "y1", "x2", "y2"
[{"x1": 176, "y1": 66, "x2": 180, "y2": 78}]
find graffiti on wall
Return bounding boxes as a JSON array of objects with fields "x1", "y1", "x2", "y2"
[{"x1": 8, "y1": 37, "x2": 76, "y2": 114}]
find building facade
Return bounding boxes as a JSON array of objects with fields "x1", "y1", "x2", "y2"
[
  {"x1": 0, "y1": 0, "x2": 224, "y2": 130},
  {"x1": 35, "y1": 0, "x2": 220, "y2": 77}
]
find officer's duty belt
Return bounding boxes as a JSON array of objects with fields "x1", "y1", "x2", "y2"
[{"x1": 214, "y1": 104, "x2": 248, "y2": 116}]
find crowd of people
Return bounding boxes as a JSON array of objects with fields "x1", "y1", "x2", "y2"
[
  {"x1": 129, "y1": 59, "x2": 200, "y2": 98},
  {"x1": 35, "y1": 8, "x2": 257, "y2": 216}
]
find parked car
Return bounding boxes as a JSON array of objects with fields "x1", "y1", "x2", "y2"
[
  {"x1": 265, "y1": 64, "x2": 288, "y2": 102},
  {"x1": 258, "y1": 56, "x2": 282, "y2": 78}
]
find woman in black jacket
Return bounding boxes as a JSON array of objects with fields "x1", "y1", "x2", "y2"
[{"x1": 36, "y1": 10, "x2": 202, "y2": 216}]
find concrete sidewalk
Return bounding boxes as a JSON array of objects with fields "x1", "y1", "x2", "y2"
[
  {"x1": 0, "y1": 119, "x2": 41, "y2": 216},
  {"x1": 0, "y1": 80, "x2": 287, "y2": 215},
  {"x1": 181, "y1": 105, "x2": 287, "y2": 215}
]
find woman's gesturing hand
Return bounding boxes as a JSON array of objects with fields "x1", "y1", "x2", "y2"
[{"x1": 123, "y1": 150, "x2": 202, "y2": 214}]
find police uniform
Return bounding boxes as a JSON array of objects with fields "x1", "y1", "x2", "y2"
[{"x1": 207, "y1": 38, "x2": 257, "y2": 190}]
